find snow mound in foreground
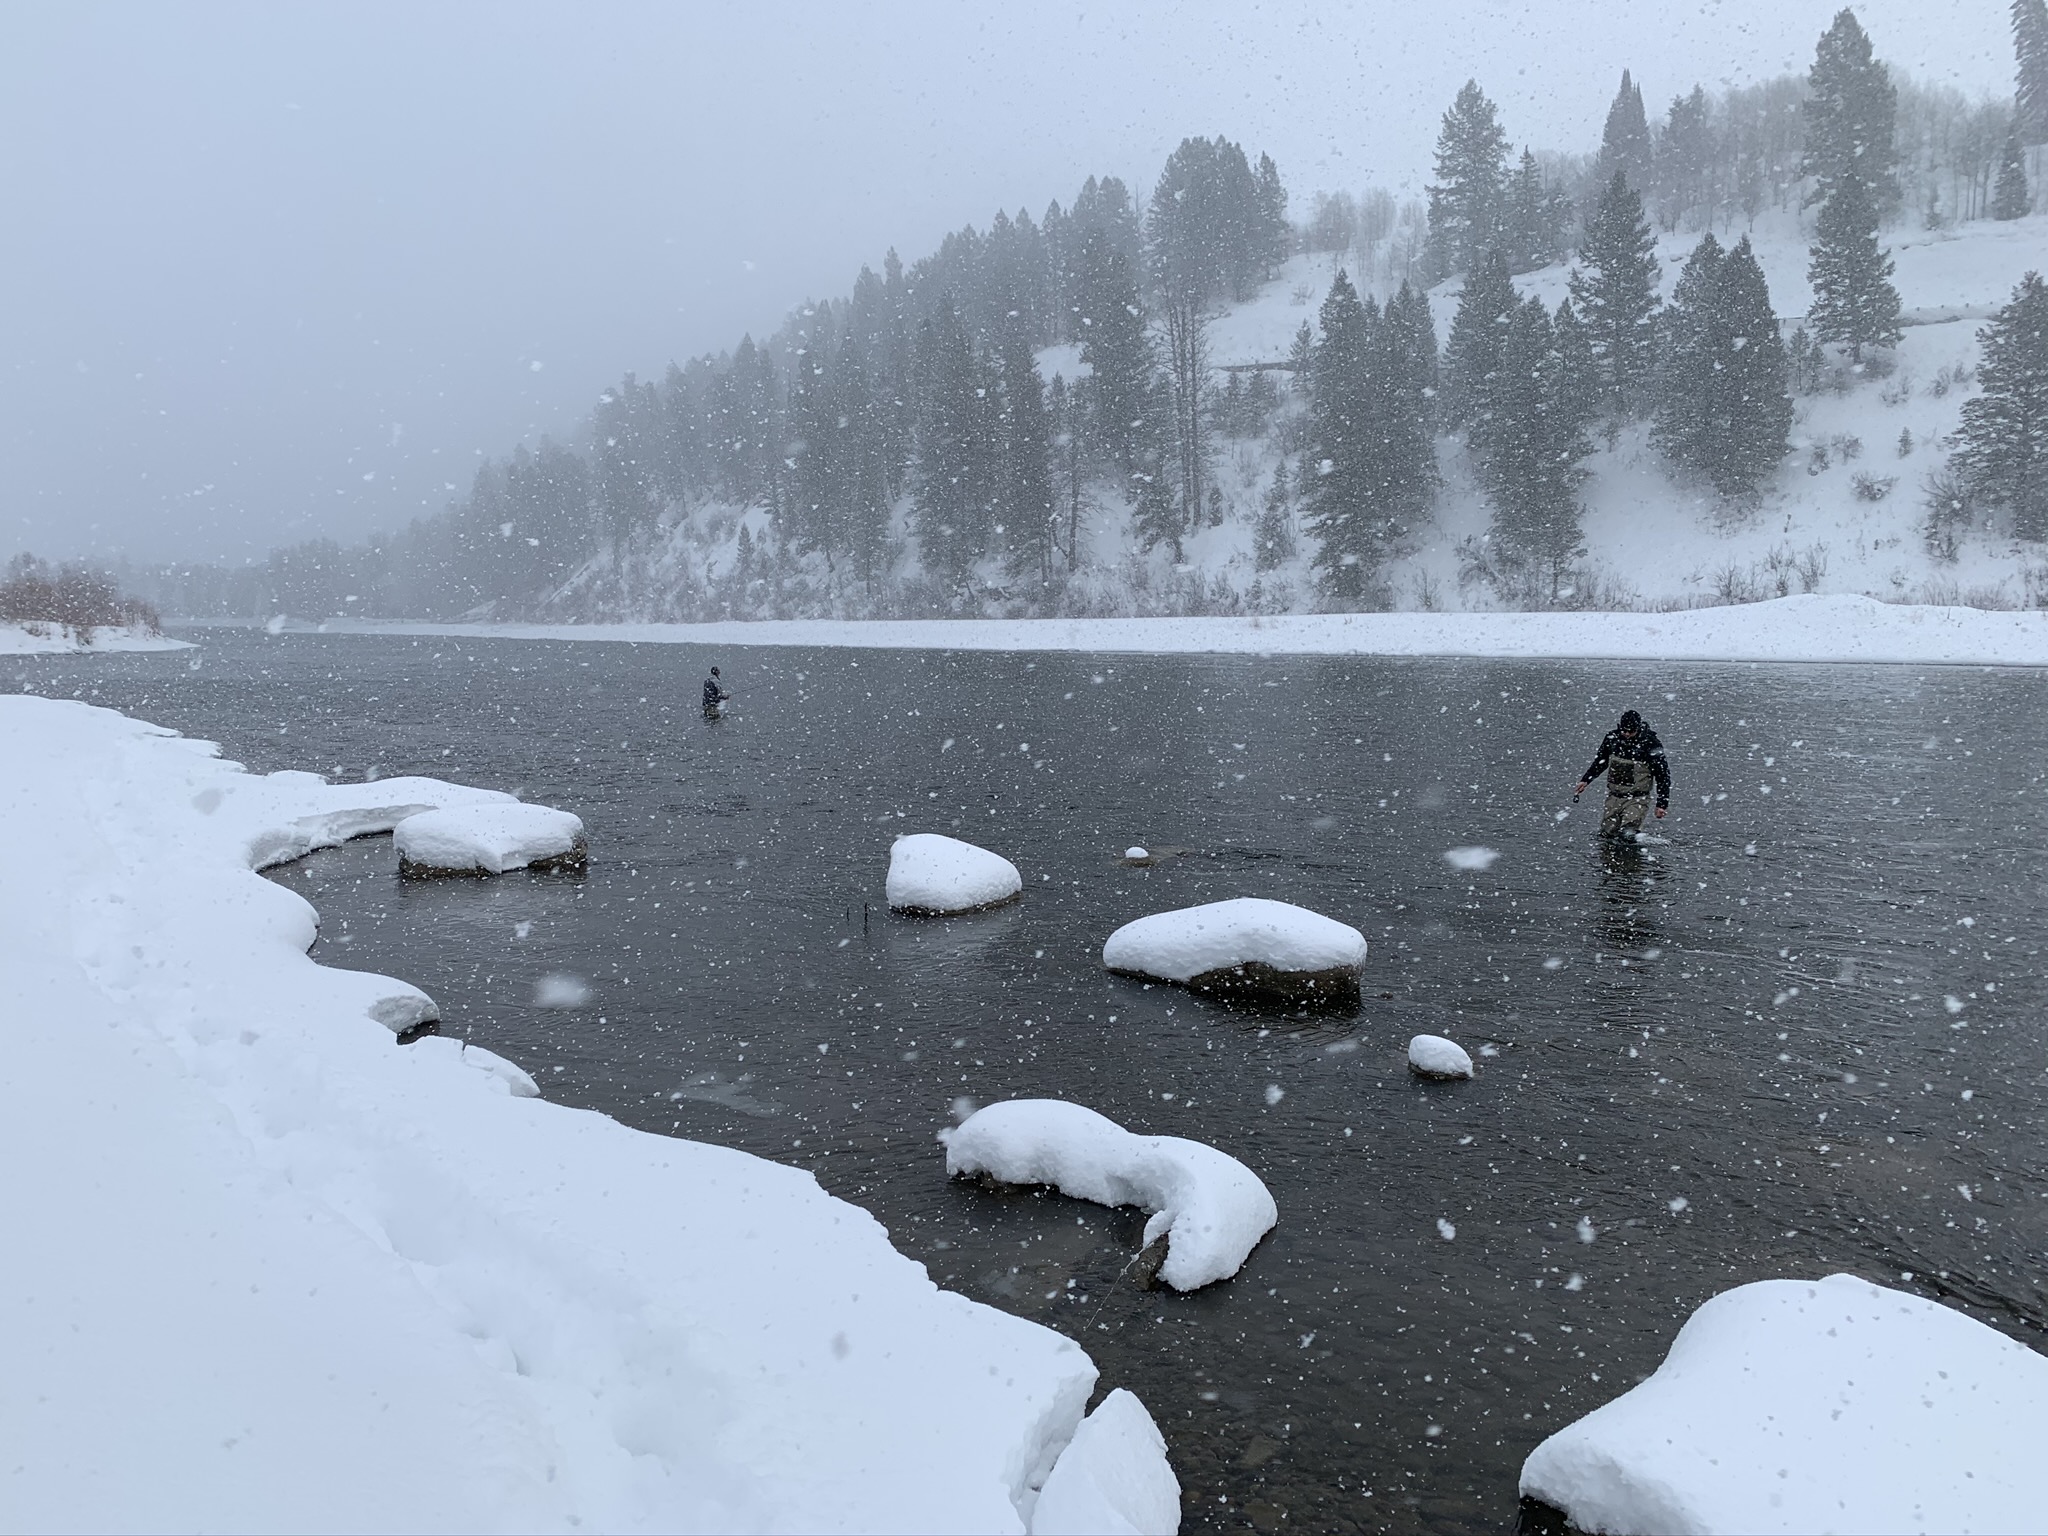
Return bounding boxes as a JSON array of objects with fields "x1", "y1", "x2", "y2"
[
  {"x1": 945, "y1": 1098, "x2": 1276, "y2": 1291},
  {"x1": 887, "y1": 831, "x2": 1023, "y2": 913},
  {"x1": 2, "y1": 696, "x2": 1125, "y2": 1533},
  {"x1": 1103, "y1": 897, "x2": 1365, "y2": 1006},
  {"x1": 1031, "y1": 1389, "x2": 1181, "y2": 1535},
  {"x1": 1521, "y1": 1273, "x2": 2048, "y2": 1535},
  {"x1": 1408, "y1": 1035, "x2": 1474, "y2": 1080},
  {"x1": 394, "y1": 801, "x2": 587, "y2": 875}
]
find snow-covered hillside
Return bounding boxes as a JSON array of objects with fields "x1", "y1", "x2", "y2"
[
  {"x1": 533, "y1": 210, "x2": 2045, "y2": 627},
  {"x1": 1122, "y1": 210, "x2": 2048, "y2": 616}
]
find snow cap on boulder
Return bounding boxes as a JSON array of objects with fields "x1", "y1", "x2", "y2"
[
  {"x1": 1408, "y1": 1034, "x2": 1474, "y2": 1080},
  {"x1": 1521, "y1": 1273, "x2": 2048, "y2": 1535},
  {"x1": 394, "y1": 802, "x2": 586, "y2": 877},
  {"x1": 886, "y1": 832, "x2": 1022, "y2": 914},
  {"x1": 1102, "y1": 897, "x2": 1365, "y2": 1007},
  {"x1": 944, "y1": 1098, "x2": 1276, "y2": 1291}
]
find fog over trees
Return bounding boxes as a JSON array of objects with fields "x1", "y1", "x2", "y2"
[{"x1": 54, "y1": 6, "x2": 2043, "y2": 624}]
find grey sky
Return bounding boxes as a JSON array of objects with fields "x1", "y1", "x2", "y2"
[{"x1": 1, "y1": 0, "x2": 2011, "y2": 565}]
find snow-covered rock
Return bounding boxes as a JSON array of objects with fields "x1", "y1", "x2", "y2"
[
  {"x1": 886, "y1": 831, "x2": 1023, "y2": 914},
  {"x1": 1124, "y1": 846, "x2": 1149, "y2": 861},
  {"x1": 1102, "y1": 897, "x2": 1366, "y2": 1007},
  {"x1": 1520, "y1": 1273, "x2": 2048, "y2": 1535},
  {"x1": 1030, "y1": 1389, "x2": 1181, "y2": 1535},
  {"x1": 944, "y1": 1098, "x2": 1276, "y2": 1291},
  {"x1": 1, "y1": 696, "x2": 1133, "y2": 1532},
  {"x1": 394, "y1": 801, "x2": 586, "y2": 876},
  {"x1": 1408, "y1": 1034, "x2": 1474, "y2": 1080}
]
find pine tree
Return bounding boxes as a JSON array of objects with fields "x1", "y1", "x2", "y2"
[
  {"x1": 1046, "y1": 374, "x2": 1085, "y2": 568},
  {"x1": 1569, "y1": 173, "x2": 1661, "y2": 419},
  {"x1": 1657, "y1": 86, "x2": 1715, "y2": 230},
  {"x1": 1443, "y1": 250, "x2": 1517, "y2": 445},
  {"x1": 1255, "y1": 462, "x2": 1295, "y2": 570},
  {"x1": 1994, "y1": 127, "x2": 2032, "y2": 219},
  {"x1": 1658, "y1": 234, "x2": 1791, "y2": 497},
  {"x1": 1802, "y1": 10, "x2": 1900, "y2": 213},
  {"x1": 1481, "y1": 299, "x2": 1592, "y2": 602},
  {"x1": 1302, "y1": 271, "x2": 1383, "y2": 602},
  {"x1": 832, "y1": 332, "x2": 893, "y2": 590},
  {"x1": 1808, "y1": 173, "x2": 1902, "y2": 361},
  {"x1": 1505, "y1": 149, "x2": 1561, "y2": 272},
  {"x1": 1372, "y1": 282, "x2": 1443, "y2": 534},
  {"x1": 1705, "y1": 238, "x2": 1795, "y2": 496},
  {"x1": 1071, "y1": 230, "x2": 1155, "y2": 485},
  {"x1": 1287, "y1": 320, "x2": 1315, "y2": 388},
  {"x1": 911, "y1": 299, "x2": 998, "y2": 585},
  {"x1": 1652, "y1": 233, "x2": 1726, "y2": 476},
  {"x1": 997, "y1": 321, "x2": 1057, "y2": 587},
  {"x1": 1426, "y1": 81, "x2": 1510, "y2": 279},
  {"x1": 2014, "y1": 0, "x2": 2048, "y2": 147},
  {"x1": 1551, "y1": 297, "x2": 1599, "y2": 445},
  {"x1": 1598, "y1": 71, "x2": 1654, "y2": 193},
  {"x1": 1954, "y1": 271, "x2": 2048, "y2": 540}
]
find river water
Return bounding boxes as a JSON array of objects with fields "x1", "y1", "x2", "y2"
[{"x1": 11, "y1": 629, "x2": 2045, "y2": 1533}]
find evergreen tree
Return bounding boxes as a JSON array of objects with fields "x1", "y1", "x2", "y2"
[
  {"x1": 911, "y1": 299, "x2": 997, "y2": 585},
  {"x1": 1550, "y1": 297, "x2": 1600, "y2": 444},
  {"x1": 1994, "y1": 127, "x2": 2032, "y2": 219},
  {"x1": 1808, "y1": 173, "x2": 1902, "y2": 361},
  {"x1": 2013, "y1": 0, "x2": 2048, "y2": 146},
  {"x1": 997, "y1": 320, "x2": 1058, "y2": 586},
  {"x1": 1657, "y1": 86, "x2": 1716, "y2": 229},
  {"x1": 1443, "y1": 250, "x2": 1518, "y2": 447},
  {"x1": 1569, "y1": 172, "x2": 1661, "y2": 419},
  {"x1": 1707, "y1": 237, "x2": 1794, "y2": 497},
  {"x1": 832, "y1": 333, "x2": 893, "y2": 590},
  {"x1": 1652, "y1": 233, "x2": 1726, "y2": 476},
  {"x1": 1802, "y1": 10, "x2": 1900, "y2": 213},
  {"x1": 1481, "y1": 298, "x2": 1592, "y2": 601},
  {"x1": 1505, "y1": 149, "x2": 1562, "y2": 272},
  {"x1": 1373, "y1": 281, "x2": 1443, "y2": 530},
  {"x1": 1954, "y1": 271, "x2": 2048, "y2": 540},
  {"x1": 1287, "y1": 320, "x2": 1316, "y2": 388},
  {"x1": 1426, "y1": 80, "x2": 1510, "y2": 278},
  {"x1": 1255, "y1": 461, "x2": 1295, "y2": 570},
  {"x1": 1071, "y1": 230, "x2": 1155, "y2": 484},
  {"x1": 1301, "y1": 271, "x2": 1383, "y2": 602},
  {"x1": 1597, "y1": 70, "x2": 1654, "y2": 194}
]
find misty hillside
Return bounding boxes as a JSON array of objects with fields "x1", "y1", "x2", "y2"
[{"x1": 129, "y1": 24, "x2": 2048, "y2": 625}]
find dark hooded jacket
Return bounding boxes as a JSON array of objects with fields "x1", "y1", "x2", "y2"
[{"x1": 1580, "y1": 711, "x2": 1670, "y2": 809}]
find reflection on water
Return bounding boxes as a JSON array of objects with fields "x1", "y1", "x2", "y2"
[{"x1": 9, "y1": 632, "x2": 2046, "y2": 1535}]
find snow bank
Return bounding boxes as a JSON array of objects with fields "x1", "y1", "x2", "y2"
[
  {"x1": 1, "y1": 695, "x2": 1136, "y2": 1533},
  {"x1": 1103, "y1": 896, "x2": 1366, "y2": 1007},
  {"x1": 887, "y1": 831, "x2": 1023, "y2": 914},
  {"x1": 1030, "y1": 1389, "x2": 1181, "y2": 1536},
  {"x1": 0, "y1": 621, "x2": 191, "y2": 654},
  {"x1": 1408, "y1": 1035, "x2": 1474, "y2": 1080},
  {"x1": 327, "y1": 593, "x2": 2048, "y2": 666},
  {"x1": 944, "y1": 1099, "x2": 1276, "y2": 1291},
  {"x1": 1521, "y1": 1273, "x2": 2048, "y2": 1535},
  {"x1": 394, "y1": 801, "x2": 587, "y2": 876}
]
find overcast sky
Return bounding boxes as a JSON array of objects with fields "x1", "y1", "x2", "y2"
[{"x1": 1, "y1": 0, "x2": 2013, "y2": 565}]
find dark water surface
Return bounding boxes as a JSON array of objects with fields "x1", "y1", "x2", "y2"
[{"x1": 10, "y1": 629, "x2": 2046, "y2": 1533}]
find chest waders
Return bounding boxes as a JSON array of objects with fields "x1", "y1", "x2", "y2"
[{"x1": 1599, "y1": 756, "x2": 1654, "y2": 837}]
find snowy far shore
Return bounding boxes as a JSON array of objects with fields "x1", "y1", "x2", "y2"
[
  {"x1": 288, "y1": 593, "x2": 2048, "y2": 666},
  {"x1": 0, "y1": 695, "x2": 1159, "y2": 1533},
  {"x1": 0, "y1": 621, "x2": 192, "y2": 654}
]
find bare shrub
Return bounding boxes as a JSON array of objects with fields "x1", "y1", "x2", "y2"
[
  {"x1": 1851, "y1": 472, "x2": 1896, "y2": 502},
  {"x1": 1921, "y1": 467, "x2": 1973, "y2": 562}
]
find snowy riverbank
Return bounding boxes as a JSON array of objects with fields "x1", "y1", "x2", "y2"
[
  {"x1": 0, "y1": 695, "x2": 1156, "y2": 1533},
  {"x1": 301, "y1": 593, "x2": 2048, "y2": 666},
  {"x1": 0, "y1": 621, "x2": 192, "y2": 654}
]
